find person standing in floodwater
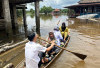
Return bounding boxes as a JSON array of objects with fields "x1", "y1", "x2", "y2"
[{"x1": 25, "y1": 33, "x2": 55, "y2": 68}]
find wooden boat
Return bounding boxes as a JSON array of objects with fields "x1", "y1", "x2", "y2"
[{"x1": 15, "y1": 36, "x2": 70, "y2": 68}]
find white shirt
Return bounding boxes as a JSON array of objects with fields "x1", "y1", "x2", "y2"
[
  {"x1": 25, "y1": 41, "x2": 47, "y2": 68},
  {"x1": 54, "y1": 30, "x2": 63, "y2": 46}
]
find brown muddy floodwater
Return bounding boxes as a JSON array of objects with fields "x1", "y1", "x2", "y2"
[{"x1": 0, "y1": 14, "x2": 100, "y2": 68}]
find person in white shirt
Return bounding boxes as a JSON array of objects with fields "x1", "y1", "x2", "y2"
[
  {"x1": 53, "y1": 27, "x2": 65, "y2": 46},
  {"x1": 25, "y1": 33, "x2": 55, "y2": 68}
]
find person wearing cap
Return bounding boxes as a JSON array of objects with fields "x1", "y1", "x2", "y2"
[
  {"x1": 59, "y1": 22, "x2": 69, "y2": 41},
  {"x1": 25, "y1": 33, "x2": 55, "y2": 68},
  {"x1": 53, "y1": 26, "x2": 64, "y2": 46}
]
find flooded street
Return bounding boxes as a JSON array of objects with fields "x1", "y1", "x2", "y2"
[{"x1": 0, "y1": 14, "x2": 100, "y2": 68}]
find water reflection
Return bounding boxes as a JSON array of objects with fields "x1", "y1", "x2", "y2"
[
  {"x1": 53, "y1": 14, "x2": 61, "y2": 18},
  {"x1": 0, "y1": 17, "x2": 26, "y2": 45},
  {"x1": 0, "y1": 13, "x2": 100, "y2": 45},
  {"x1": 40, "y1": 14, "x2": 53, "y2": 21},
  {"x1": 30, "y1": 14, "x2": 35, "y2": 18}
]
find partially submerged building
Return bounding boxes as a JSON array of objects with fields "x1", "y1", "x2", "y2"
[
  {"x1": 65, "y1": 0, "x2": 100, "y2": 18},
  {"x1": 0, "y1": 0, "x2": 41, "y2": 37},
  {"x1": 53, "y1": 9, "x2": 60, "y2": 14}
]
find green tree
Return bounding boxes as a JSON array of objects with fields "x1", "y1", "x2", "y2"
[
  {"x1": 61, "y1": 9, "x2": 68, "y2": 13},
  {"x1": 17, "y1": 9, "x2": 23, "y2": 17},
  {"x1": 40, "y1": 6, "x2": 53, "y2": 14},
  {"x1": 30, "y1": 9, "x2": 35, "y2": 14}
]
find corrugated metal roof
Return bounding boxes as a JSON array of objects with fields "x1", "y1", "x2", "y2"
[
  {"x1": 65, "y1": 3, "x2": 100, "y2": 8},
  {"x1": 79, "y1": 0, "x2": 100, "y2": 4}
]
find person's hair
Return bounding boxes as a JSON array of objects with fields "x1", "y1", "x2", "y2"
[
  {"x1": 62, "y1": 22, "x2": 66, "y2": 27},
  {"x1": 49, "y1": 32, "x2": 55, "y2": 40},
  {"x1": 61, "y1": 22, "x2": 66, "y2": 31},
  {"x1": 27, "y1": 33, "x2": 36, "y2": 41},
  {"x1": 49, "y1": 32, "x2": 54, "y2": 35}
]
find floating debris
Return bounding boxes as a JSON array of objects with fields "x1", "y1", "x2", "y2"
[
  {"x1": 0, "y1": 39, "x2": 28, "y2": 54},
  {"x1": 3, "y1": 63, "x2": 14, "y2": 68}
]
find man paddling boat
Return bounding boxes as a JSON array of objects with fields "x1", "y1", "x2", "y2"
[{"x1": 25, "y1": 33, "x2": 55, "y2": 68}]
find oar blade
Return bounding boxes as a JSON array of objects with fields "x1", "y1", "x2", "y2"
[{"x1": 72, "y1": 52, "x2": 87, "y2": 60}]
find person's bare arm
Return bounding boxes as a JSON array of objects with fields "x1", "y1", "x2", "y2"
[{"x1": 46, "y1": 41, "x2": 55, "y2": 52}]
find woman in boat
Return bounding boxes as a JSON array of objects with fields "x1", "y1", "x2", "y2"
[
  {"x1": 46, "y1": 32, "x2": 57, "y2": 57},
  {"x1": 59, "y1": 22, "x2": 69, "y2": 41},
  {"x1": 25, "y1": 33, "x2": 55, "y2": 68},
  {"x1": 47, "y1": 32, "x2": 55, "y2": 42}
]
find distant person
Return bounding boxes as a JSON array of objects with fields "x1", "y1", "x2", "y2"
[
  {"x1": 25, "y1": 33, "x2": 55, "y2": 68},
  {"x1": 59, "y1": 22, "x2": 69, "y2": 41}
]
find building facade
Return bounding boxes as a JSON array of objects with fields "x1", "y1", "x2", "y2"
[{"x1": 65, "y1": 0, "x2": 100, "y2": 18}]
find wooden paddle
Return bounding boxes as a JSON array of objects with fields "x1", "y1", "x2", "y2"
[
  {"x1": 57, "y1": 20, "x2": 60, "y2": 25},
  {"x1": 38, "y1": 37, "x2": 87, "y2": 60}
]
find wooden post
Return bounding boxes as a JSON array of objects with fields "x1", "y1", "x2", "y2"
[
  {"x1": 2, "y1": 0, "x2": 13, "y2": 37},
  {"x1": 22, "y1": 6, "x2": 27, "y2": 27},
  {"x1": 80, "y1": 7, "x2": 82, "y2": 15},
  {"x1": 12, "y1": 5, "x2": 18, "y2": 29},
  {"x1": 24, "y1": 26, "x2": 28, "y2": 37},
  {"x1": 94, "y1": 6, "x2": 97, "y2": 13},
  {"x1": 35, "y1": 0, "x2": 40, "y2": 35},
  {"x1": 22, "y1": 6, "x2": 28, "y2": 37},
  {"x1": 0, "y1": 2, "x2": 4, "y2": 19},
  {"x1": 92, "y1": 6, "x2": 93, "y2": 13}
]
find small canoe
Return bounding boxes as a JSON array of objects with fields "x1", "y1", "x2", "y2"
[{"x1": 15, "y1": 36, "x2": 70, "y2": 68}]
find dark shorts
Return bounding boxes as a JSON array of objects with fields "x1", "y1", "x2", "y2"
[
  {"x1": 46, "y1": 44, "x2": 57, "y2": 56},
  {"x1": 38, "y1": 52, "x2": 46, "y2": 67}
]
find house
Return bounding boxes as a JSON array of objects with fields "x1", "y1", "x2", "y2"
[
  {"x1": 65, "y1": 0, "x2": 100, "y2": 18},
  {"x1": 53, "y1": 9, "x2": 60, "y2": 14}
]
